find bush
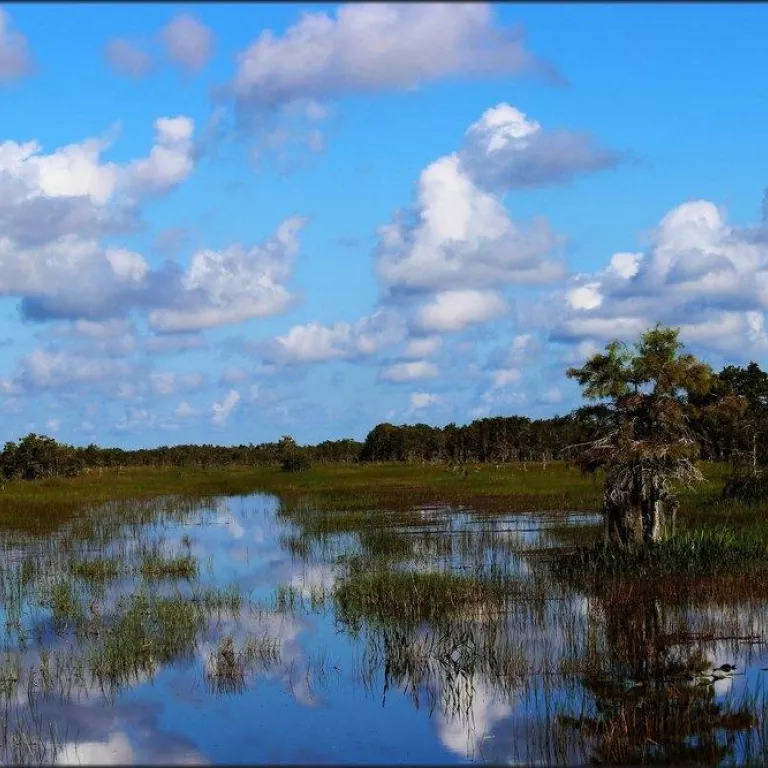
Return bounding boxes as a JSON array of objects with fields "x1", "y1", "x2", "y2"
[{"x1": 280, "y1": 453, "x2": 311, "y2": 473}]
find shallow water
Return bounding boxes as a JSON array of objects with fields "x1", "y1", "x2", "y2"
[{"x1": 0, "y1": 493, "x2": 765, "y2": 765}]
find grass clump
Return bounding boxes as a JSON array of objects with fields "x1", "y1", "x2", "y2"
[
  {"x1": 335, "y1": 568, "x2": 503, "y2": 630},
  {"x1": 205, "y1": 633, "x2": 281, "y2": 695},
  {"x1": 47, "y1": 581, "x2": 85, "y2": 628},
  {"x1": 70, "y1": 557, "x2": 122, "y2": 583},
  {"x1": 552, "y1": 527, "x2": 768, "y2": 583},
  {"x1": 88, "y1": 592, "x2": 203, "y2": 688},
  {"x1": 358, "y1": 528, "x2": 413, "y2": 560},
  {"x1": 138, "y1": 552, "x2": 197, "y2": 581}
]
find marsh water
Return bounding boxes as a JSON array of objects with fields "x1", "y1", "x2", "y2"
[{"x1": 0, "y1": 492, "x2": 766, "y2": 764}]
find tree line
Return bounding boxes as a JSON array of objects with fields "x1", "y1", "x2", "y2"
[{"x1": 1, "y1": 358, "x2": 766, "y2": 481}]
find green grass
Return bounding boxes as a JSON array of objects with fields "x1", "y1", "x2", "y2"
[
  {"x1": 335, "y1": 567, "x2": 511, "y2": 630},
  {"x1": 70, "y1": 557, "x2": 122, "y2": 583},
  {"x1": 138, "y1": 552, "x2": 198, "y2": 581},
  {"x1": 0, "y1": 460, "x2": 761, "y2": 535}
]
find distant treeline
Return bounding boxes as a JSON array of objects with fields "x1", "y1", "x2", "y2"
[{"x1": 2, "y1": 362, "x2": 766, "y2": 480}]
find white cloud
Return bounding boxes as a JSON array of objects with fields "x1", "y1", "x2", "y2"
[
  {"x1": 174, "y1": 400, "x2": 200, "y2": 419},
  {"x1": 0, "y1": 133, "x2": 119, "y2": 205},
  {"x1": 380, "y1": 360, "x2": 438, "y2": 382},
  {"x1": 160, "y1": 14, "x2": 213, "y2": 72},
  {"x1": 211, "y1": 389, "x2": 240, "y2": 427},
  {"x1": 17, "y1": 349, "x2": 136, "y2": 391},
  {"x1": 0, "y1": 115, "x2": 196, "y2": 254},
  {"x1": 491, "y1": 368, "x2": 521, "y2": 388},
  {"x1": 0, "y1": 7, "x2": 32, "y2": 82},
  {"x1": 232, "y1": 4, "x2": 555, "y2": 110},
  {"x1": 565, "y1": 281, "x2": 602, "y2": 310},
  {"x1": 148, "y1": 216, "x2": 306, "y2": 333},
  {"x1": 266, "y1": 309, "x2": 405, "y2": 364},
  {"x1": 0, "y1": 237, "x2": 151, "y2": 320},
  {"x1": 460, "y1": 103, "x2": 621, "y2": 191},
  {"x1": 552, "y1": 197, "x2": 768, "y2": 357},
  {"x1": 410, "y1": 391, "x2": 442, "y2": 409},
  {"x1": 127, "y1": 117, "x2": 196, "y2": 195},
  {"x1": 417, "y1": 289, "x2": 507, "y2": 332},
  {"x1": 105, "y1": 38, "x2": 152, "y2": 78},
  {"x1": 150, "y1": 372, "x2": 204, "y2": 396},
  {"x1": 403, "y1": 336, "x2": 443, "y2": 358},
  {"x1": 377, "y1": 153, "x2": 564, "y2": 293}
]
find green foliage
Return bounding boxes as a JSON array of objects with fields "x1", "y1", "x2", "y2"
[
  {"x1": 0, "y1": 434, "x2": 83, "y2": 480},
  {"x1": 278, "y1": 435, "x2": 311, "y2": 472}
]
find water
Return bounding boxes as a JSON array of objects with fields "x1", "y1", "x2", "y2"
[{"x1": 0, "y1": 493, "x2": 765, "y2": 764}]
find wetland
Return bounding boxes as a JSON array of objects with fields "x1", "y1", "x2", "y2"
[{"x1": 0, "y1": 462, "x2": 765, "y2": 765}]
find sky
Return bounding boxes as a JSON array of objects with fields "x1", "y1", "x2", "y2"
[{"x1": 1, "y1": 2, "x2": 768, "y2": 449}]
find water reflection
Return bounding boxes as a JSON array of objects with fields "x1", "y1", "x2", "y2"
[{"x1": 0, "y1": 493, "x2": 764, "y2": 764}]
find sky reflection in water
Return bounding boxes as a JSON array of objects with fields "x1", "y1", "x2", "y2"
[{"x1": 0, "y1": 493, "x2": 765, "y2": 765}]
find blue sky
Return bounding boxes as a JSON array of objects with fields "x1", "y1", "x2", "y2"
[{"x1": 1, "y1": 2, "x2": 768, "y2": 448}]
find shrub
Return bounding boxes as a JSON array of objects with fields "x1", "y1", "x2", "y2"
[{"x1": 280, "y1": 453, "x2": 311, "y2": 472}]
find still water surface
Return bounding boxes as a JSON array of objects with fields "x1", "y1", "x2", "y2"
[{"x1": 0, "y1": 493, "x2": 766, "y2": 764}]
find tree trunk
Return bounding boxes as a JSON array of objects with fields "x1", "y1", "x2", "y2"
[
  {"x1": 603, "y1": 469, "x2": 643, "y2": 547},
  {"x1": 641, "y1": 472, "x2": 664, "y2": 546}
]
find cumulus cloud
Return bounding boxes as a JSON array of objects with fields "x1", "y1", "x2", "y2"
[
  {"x1": 460, "y1": 103, "x2": 621, "y2": 192},
  {"x1": 211, "y1": 389, "x2": 240, "y2": 427},
  {"x1": 380, "y1": 360, "x2": 438, "y2": 383},
  {"x1": 257, "y1": 101, "x2": 611, "y2": 381},
  {"x1": 16, "y1": 349, "x2": 137, "y2": 391},
  {"x1": 148, "y1": 216, "x2": 306, "y2": 333},
  {"x1": 1, "y1": 238, "x2": 159, "y2": 322},
  {"x1": 160, "y1": 14, "x2": 213, "y2": 72},
  {"x1": 0, "y1": 130, "x2": 304, "y2": 334},
  {"x1": 375, "y1": 102, "x2": 622, "y2": 297},
  {"x1": 552, "y1": 198, "x2": 768, "y2": 357},
  {"x1": 377, "y1": 153, "x2": 565, "y2": 294},
  {"x1": 0, "y1": 8, "x2": 32, "y2": 82},
  {"x1": 105, "y1": 38, "x2": 152, "y2": 78},
  {"x1": 417, "y1": 289, "x2": 507, "y2": 332},
  {"x1": 0, "y1": 115, "x2": 196, "y2": 254},
  {"x1": 127, "y1": 117, "x2": 196, "y2": 195},
  {"x1": 232, "y1": 4, "x2": 558, "y2": 113},
  {"x1": 264, "y1": 309, "x2": 405, "y2": 364}
]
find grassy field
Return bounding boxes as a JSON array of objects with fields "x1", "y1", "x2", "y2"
[{"x1": 0, "y1": 459, "x2": 756, "y2": 532}]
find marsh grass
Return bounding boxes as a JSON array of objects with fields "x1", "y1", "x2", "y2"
[
  {"x1": 138, "y1": 550, "x2": 198, "y2": 581},
  {"x1": 335, "y1": 568, "x2": 509, "y2": 630},
  {"x1": 87, "y1": 591, "x2": 203, "y2": 689},
  {"x1": 551, "y1": 528, "x2": 768, "y2": 585},
  {"x1": 205, "y1": 633, "x2": 281, "y2": 695},
  {"x1": 0, "y1": 461, "x2": 766, "y2": 764},
  {"x1": 70, "y1": 556, "x2": 122, "y2": 583}
]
